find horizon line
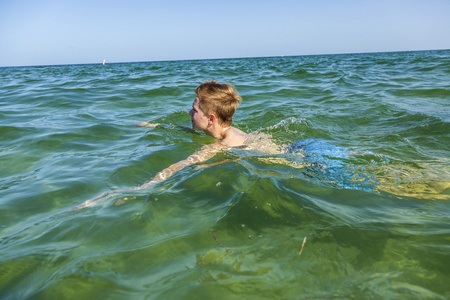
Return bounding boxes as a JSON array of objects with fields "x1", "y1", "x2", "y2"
[{"x1": 1, "y1": 48, "x2": 449, "y2": 68}]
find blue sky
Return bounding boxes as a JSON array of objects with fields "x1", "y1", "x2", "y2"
[{"x1": 1, "y1": 0, "x2": 449, "y2": 67}]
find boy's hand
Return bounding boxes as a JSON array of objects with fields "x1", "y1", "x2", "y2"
[{"x1": 135, "y1": 122, "x2": 159, "y2": 127}]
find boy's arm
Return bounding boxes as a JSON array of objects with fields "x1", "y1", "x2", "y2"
[
  {"x1": 72, "y1": 143, "x2": 223, "y2": 210},
  {"x1": 135, "y1": 143, "x2": 223, "y2": 189},
  {"x1": 135, "y1": 121, "x2": 195, "y2": 132},
  {"x1": 135, "y1": 121, "x2": 159, "y2": 127}
]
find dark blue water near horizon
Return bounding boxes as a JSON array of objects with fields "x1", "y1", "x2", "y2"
[
  {"x1": 1, "y1": 50, "x2": 449, "y2": 299},
  {"x1": 3, "y1": 48, "x2": 449, "y2": 69}
]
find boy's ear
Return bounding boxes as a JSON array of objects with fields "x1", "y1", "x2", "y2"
[{"x1": 208, "y1": 113, "x2": 216, "y2": 125}]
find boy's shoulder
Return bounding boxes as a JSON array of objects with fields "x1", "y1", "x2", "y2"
[{"x1": 220, "y1": 127, "x2": 248, "y2": 147}]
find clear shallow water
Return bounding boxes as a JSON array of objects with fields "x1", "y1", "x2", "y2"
[{"x1": 1, "y1": 50, "x2": 449, "y2": 299}]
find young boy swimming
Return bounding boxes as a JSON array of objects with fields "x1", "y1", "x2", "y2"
[
  {"x1": 75, "y1": 80, "x2": 273, "y2": 209},
  {"x1": 136, "y1": 80, "x2": 250, "y2": 188}
]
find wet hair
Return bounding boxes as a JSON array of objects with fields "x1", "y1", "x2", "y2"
[{"x1": 195, "y1": 80, "x2": 242, "y2": 127}]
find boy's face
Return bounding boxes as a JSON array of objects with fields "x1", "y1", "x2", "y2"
[{"x1": 189, "y1": 96, "x2": 209, "y2": 131}]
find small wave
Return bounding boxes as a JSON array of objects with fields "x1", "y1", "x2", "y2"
[
  {"x1": 0, "y1": 126, "x2": 39, "y2": 142},
  {"x1": 266, "y1": 117, "x2": 305, "y2": 130},
  {"x1": 290, "y1": 69, "x2": 310, "y2": 78},
  {"x1": 388, "y1": 88, "x2": 450, "y2": 98},
  {"x1": 142, "y1": 86, "x2": 188, "y2": 97}
]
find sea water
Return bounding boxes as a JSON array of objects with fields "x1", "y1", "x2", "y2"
[{"x1": 1, "y1": 50, "x2": 449, "y2": 299}]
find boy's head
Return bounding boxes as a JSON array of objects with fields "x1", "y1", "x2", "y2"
[{"x1": 194, "y1": 81, "x2": 242, "y2": 127}]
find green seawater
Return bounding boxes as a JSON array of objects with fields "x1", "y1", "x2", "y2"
[{"x1": 1, "y1": 50, "x2": 449, "y2": 299}]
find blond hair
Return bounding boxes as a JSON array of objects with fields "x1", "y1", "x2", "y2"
[{"x1": 195, "y1": 80, "x2": 242, "y2": 126}]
